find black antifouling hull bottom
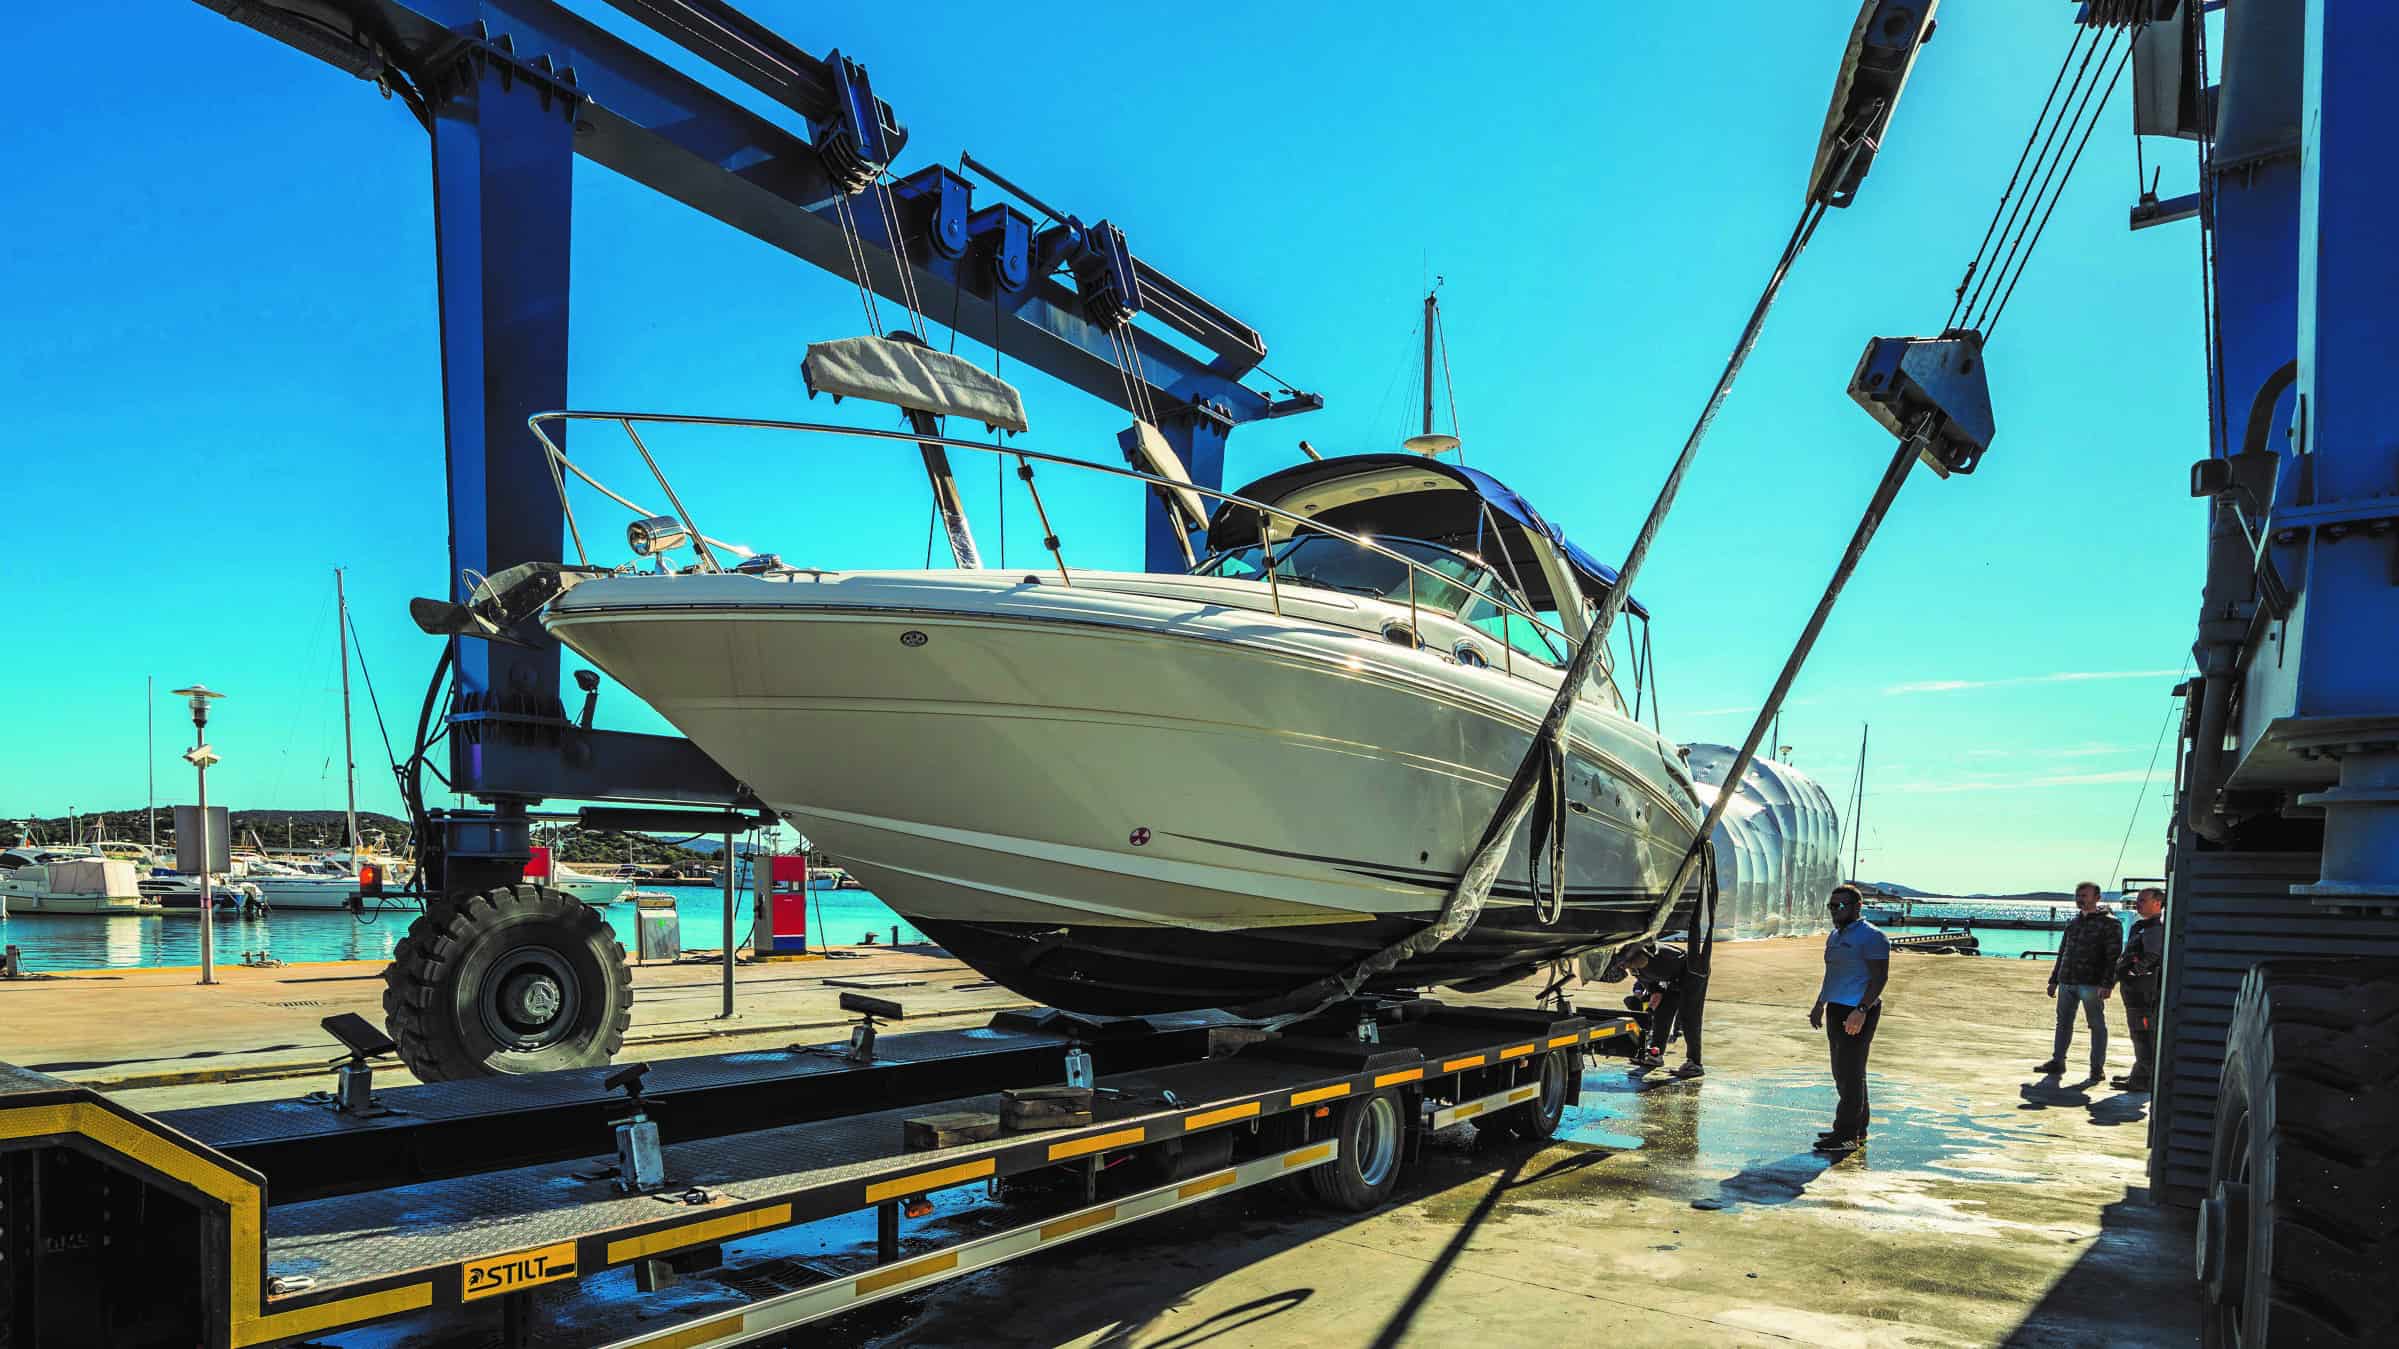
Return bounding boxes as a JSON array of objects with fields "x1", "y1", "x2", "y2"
[{"x1": 913, "y1": 896, "x2": 1697, "y2": 1016}]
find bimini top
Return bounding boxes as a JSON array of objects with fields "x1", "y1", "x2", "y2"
[{"x1": 1203, "y1": 454, "x2": 1646, "y2": 619}]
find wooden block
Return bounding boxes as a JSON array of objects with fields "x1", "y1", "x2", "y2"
[
  {"x1": 904, "y1": 1111, "x2": 1001, "y2": 1150},
  {"x1": 1001, "y1": 1086, "x2": 1095, "y2": 1132}
]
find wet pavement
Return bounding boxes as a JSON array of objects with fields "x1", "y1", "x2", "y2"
[{"x1": 857, "y1": 939, "x2": 2194, "y2": 1348}]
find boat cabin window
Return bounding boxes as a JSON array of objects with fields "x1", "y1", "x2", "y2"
[{"x1": 1199, "y1": 532, "x2": 1568, "y2": 666}]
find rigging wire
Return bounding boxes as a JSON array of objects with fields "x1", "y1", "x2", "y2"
[
  {"x1": 2106, "y1": 673, "x2": 2188, "y2": 887},
  {"x1": 1435, "y1": 303, "x2": 1463, "y2": 460},
  {"x1": 341, "y1": 603, "x2": 403, "y2": 791}
]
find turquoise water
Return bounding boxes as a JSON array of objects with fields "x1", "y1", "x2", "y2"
[{"x1": 0, "y1": 887, "x2": 923, "y2": 973}]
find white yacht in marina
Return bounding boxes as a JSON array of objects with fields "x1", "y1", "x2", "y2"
[{"x1": 0, "y1": 846, "x2": 154, "y2": 915}]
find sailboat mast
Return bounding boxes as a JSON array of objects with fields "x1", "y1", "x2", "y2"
[
  {"x1": 335, "y1": 567, "x2": 360, "y2": 862},
  {"x1": 1420, "y1": 290, "x2": 1437, "y2": 437},
  {"x1": 147, "y1": 674, "x2": 156, "y2": 849}
]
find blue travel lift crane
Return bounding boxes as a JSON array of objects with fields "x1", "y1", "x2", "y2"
[
  {"x1": 0, "y1": 6, "x2": 1955, "y2": 1348},
  {"x1": 192, "y1": 0, "x2": 1319, "y2": 1081},
  {"x1": 2106, "y1": 1, "x2": 2399, "y2": 1341}
]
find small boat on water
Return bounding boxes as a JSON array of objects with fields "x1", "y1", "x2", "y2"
[
  {"x1": 139, "y1": 873, "x2": 263, "y2": 910},
  {"x1": 0, "y1": 847, "x2": 155, "y2": 915}
]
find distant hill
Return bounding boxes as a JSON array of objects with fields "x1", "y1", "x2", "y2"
[
  {"x1": 1865, "y1": 880, "x2": 2093, "y2": 903},
  {"x1": 9, "y1": 808, "x2": 411, "y2": 852},
  {"x1": 6, "y1": 808, "x2": 708, "y2": 867}
]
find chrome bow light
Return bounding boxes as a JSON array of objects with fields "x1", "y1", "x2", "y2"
[{"x1": 627, "y1": 514, "x2": 690, "y2": 558}]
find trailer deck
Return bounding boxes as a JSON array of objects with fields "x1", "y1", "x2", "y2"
[{"x1": 0, "y1": 1000, "x2": 1636, "y2": 1347}]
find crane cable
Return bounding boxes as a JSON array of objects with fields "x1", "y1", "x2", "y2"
[{"x1": 1945, "y1": 22, "x2": 2136, "y2": 336}]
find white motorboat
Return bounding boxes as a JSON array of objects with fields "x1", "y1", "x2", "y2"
[
  {"x1": 493, "y1": 373, "x2": 1703, "y2": 1013},
  {"x1": 241, "y1": 857, "x2": 367, "y2": 911},
  {"x1": 0, "y1": 847, "x2": 155, "y2": 915},
  {"x1": 544, "y1": 860, "x2": 633, "y2": 907},
  {"x1": 138, "y1": 873, "x2": 264, "y2": 910}
]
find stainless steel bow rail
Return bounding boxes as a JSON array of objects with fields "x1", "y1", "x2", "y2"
[
  {"x1": 0, "y1": 1000, "x2": 1636, "y2": 1347},
  {"x1": 525, "y1": 409, "x2": 1619, "y2": 694}
]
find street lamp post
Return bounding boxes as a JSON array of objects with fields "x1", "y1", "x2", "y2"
[{"x1": 171, "y1": 684, "x2": 227, "y2": 986}]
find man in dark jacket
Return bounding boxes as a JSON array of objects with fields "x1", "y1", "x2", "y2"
[
  {"x1": 2112, "y1": 887, "x2": 2167, "y2": 1090},
  {"x1": 1624, "y1": 942, "x2": 1706, "y2": 1078},
  {"x1": 2036, "y1": 881, "x2": 2123, "y2": 1079}
]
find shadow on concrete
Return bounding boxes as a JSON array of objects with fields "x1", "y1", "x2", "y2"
[
  {"x1": 29, "y1": 1042, "x2": 312, "y2": 1073},
  {"x1": 850, "y1": 1124, "x2": 1623, "y2": 1349},
  {"x1": 2086, "y1": 1089, "x2": 2149, "y2": 1128},
  {"x1": 1997, "y1": 1186, "x2": 2197, "y2": 1347},
  {"x1": 2018, "y1": 1073, "x2": 2106, "y2": 1110},
  {"x1": 1140, "y1": 1290, "x2": 1315, "y2": 1349},
  {"x1": 1691, "y1": 1151, "x2": 1839, "y2": 1211}
]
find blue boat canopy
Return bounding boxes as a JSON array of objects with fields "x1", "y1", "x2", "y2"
[{"x1": 1203, "y1": 454, "x2": 1647, "y2": 619}]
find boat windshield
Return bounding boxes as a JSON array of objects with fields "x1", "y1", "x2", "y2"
[{"x1": 1195, "y1": 533, "x2": 1569, "y2": 667}]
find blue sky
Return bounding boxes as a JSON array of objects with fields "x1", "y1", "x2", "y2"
[{"x1": 3, "y1": 2, "x2": 2201, "y2": 894}]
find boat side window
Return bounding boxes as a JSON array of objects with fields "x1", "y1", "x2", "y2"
[
  {"x1": 1198, "y1": 534, "x2": 1501, "y2": 617},
  {"x1": 1464, "y1": 603, "x2": 1568, "y2": 667}
]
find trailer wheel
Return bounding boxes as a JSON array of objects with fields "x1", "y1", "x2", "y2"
[
  {"x1": 382, "y1": 884, "x2": 633, "y2": 1082},
  {"x1": 1310, "y1": 1090, "x2": 1406, "y2": 1212},
  {"x1": 2199, "y1": 959, "x2": 2399, "y2": 1349},
  {"x1": 1489, "y1": 1048, "x2": 1573, "y2": 1142}
]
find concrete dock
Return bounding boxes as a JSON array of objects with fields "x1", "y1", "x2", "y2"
[{"x1": 0, "y1": 939, "x2": 2194, "y2": 1346}]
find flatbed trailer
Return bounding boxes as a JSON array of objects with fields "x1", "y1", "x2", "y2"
[{"x1": 0, "y1": 998, "x2": 1639, "y2": 1347}]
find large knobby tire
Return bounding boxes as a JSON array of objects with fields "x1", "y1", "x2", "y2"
[
  {"x1": 1310, "y1": 1090, "x2": 1407, "y2": 1212},
  {"x1": 2199, "y1": 959, "x2": 2399, "y2": 1348},
  {"x1": 382, "y1": 884, "x2": 633, "y2": 1082},
  {"x1": 1488, "y1": 1047, "x2": 1574, "y2": 1143}
]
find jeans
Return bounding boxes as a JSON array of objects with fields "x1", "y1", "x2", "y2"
[
  {"x1": 2051, "y1": 983, "x2": 2110, "y2": 1071},
  {"x1": 1824, "y1": 1002, "x2": 1880, "y2": 1138}
]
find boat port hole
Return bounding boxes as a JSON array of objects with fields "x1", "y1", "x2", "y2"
[{"x1": 1382, "y1": 622, "x2": 1420, "y2": 648}]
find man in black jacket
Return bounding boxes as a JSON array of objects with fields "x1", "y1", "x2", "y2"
[
  {"x1": 2113, "y1": 887, "x2": 2167, "y2": 1091},
  {"x1": 2036, "y1": 881, "x2": 2123, "y2": 1079},
  {"x1": 1625, "y1": 942, "x2": 1706, "y2": 1078}
]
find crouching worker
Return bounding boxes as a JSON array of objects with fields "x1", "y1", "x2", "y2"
[{"x1": 1623, "y1": 941, "x2": 1706, "y2": 1079}]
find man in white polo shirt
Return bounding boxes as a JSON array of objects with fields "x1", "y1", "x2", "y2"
[{"x1": 1809, "y1": 884, "x2": 1891, "y2": 1152}]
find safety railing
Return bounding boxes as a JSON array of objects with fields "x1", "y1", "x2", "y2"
[{"x1": 524, "y1": 410, "x2": 1615, "y2": 695}]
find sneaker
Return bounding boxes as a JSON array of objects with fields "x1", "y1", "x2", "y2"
[
  {"x1": 2034, "y1": 1059, "x2": 2065, "y2": 1074},
  {"x1": 1633, "y1": 1051, "x2": 1664, "y2": 1069},
  {"x1": 1812, "y1": 1134, "x2": 1862, "y2": 1153},
  {"x1": 2115, "y1": 1074, "x2": 2153, "y2": 1091},
  {"x1": 1672, "y1": 1062, "x2": 1706, "y2": 1079}
]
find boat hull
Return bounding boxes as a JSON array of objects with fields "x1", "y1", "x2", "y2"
[
  {"x1": 245, "y1": 878, "x2": 363, "y2": 911},
  {"x1": 2, "y1": 894, "x2": 156, "y2": 915},
  {"x1": 549, "y1": 569, "x2": 1704, "y2": 1012}
]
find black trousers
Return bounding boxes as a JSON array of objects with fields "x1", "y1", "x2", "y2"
[
  {"x1": 2125, "y1": 997, "x2": 2157, "y2": 1079},
  {"x1": 1644, "y1": 973, "x2": 1708, "y2": 1063},
  {"x1": 1824, "y1": 1002, "x2": 1881, "y2": 1137}
]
